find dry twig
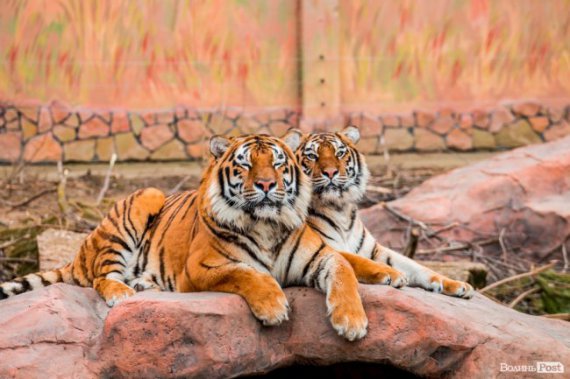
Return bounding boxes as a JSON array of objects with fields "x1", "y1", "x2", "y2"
[
  {"x1": 479, "y1": 261, "x2": 558, "y2": 293},
  {"x1": 7, "y1": 188, "x2": 56, "y2": 210},
  {"x1": 96, "y1": 153, "x2": 117, "y2": 206},
  {"x1": 508, "y1": 287, "x2": 540, "y2": 308}
]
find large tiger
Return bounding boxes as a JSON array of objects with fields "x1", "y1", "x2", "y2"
[
  {"x1": 1, "y1": 134, "x2": 402, "y2": 341},
  {"x1": 284, "y1": 126, "x2": 474, "y2": 298}
]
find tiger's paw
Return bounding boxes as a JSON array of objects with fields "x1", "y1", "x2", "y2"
[
  {"x1": 370, "y1": 266, "x2": 408, "y2": 288},
  {"x1": 328, "y1": 300, "x2": 368, "y2": 341},
  {"x1": 105, "y1": 286, "x2": 136, "y2": 307},
  {"x1": 249, "y1": 291, "x2": 290, "y2": 326},
  {"x1": 429, "y1": 276, "x2": 474, "y2": 299}
]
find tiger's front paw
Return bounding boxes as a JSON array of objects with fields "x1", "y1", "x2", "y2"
[
  {"x1": 329, "y1": 299, "x2": 368, "y2": 341},
  {"x1": 105, "y1": 285, "x2": 136, "y2": 307},
  {"x1": 249, "y1": 290, "x2": 290, "y2": 326},
  {"x1": 429, "y1": 276, "x2": 474, "y2": 299},
  {"x1": 371, "y1": 266, "x2": 408, "y2": 288}
]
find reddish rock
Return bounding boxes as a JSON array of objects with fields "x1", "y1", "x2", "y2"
[
  {"x1": 489, "y1": 107, "x2": 515, "y2": 133},
  {"x1": 0, "y1": 284, "x2": 568, "y2": 378},
  {"x1": 361, "y1": 135, "x2": 570, "y2": 263},
  {"x1": 49, "y1": 101, "x2": 71, "y2": 124},
  {"x1": 38, "y1": 106, "x2": 52, "y2": 133},
  {"x1": 178, "y1": 119, "x2": 209, "y2": 143},
  {"x1": 415, "y1": 128, "x2": 445, "y2": 151},
  {"x1": 356, "y1": 136, "x2": 378, "y2": 154},
  {"x1": 437, "y1": 107, "x2": 455, "y2": 118},
  {"x1": 430, "y1": 115, "x2": 455, "y2": 135},
  {"x1": 529, "y1": 116, "x2": 550, "y2": 132},
  {"x1": 79, "y1": 117, "x2": 110, "y2": 139},
  {"x1": 359, "y1": 114, "x2": 382, "y2": 137},
  {"x1": 400, "y1": 113, "x2": 415, "y2": 128},
  {"x1": 23, "y1": 133, "x2": 62, "y2": 162},
  {"x1": 0, "y1": 132, "x2": 22, "y2": 162},
  {"x1": 381, "y1": 114, "x2": 400, "y2": 128},
  {"x1": 19, "y1": 106, "x2": 39, "y2": 123},
  {"x1": 543, "y1": 120, "x2": 570, "y2": 141},
  {"x1": 156, "y1": 112, "x2": 173, "y2": 125},
  {"x1": 186, "y1": 143, "x2": 207, "y2": 159},
  {"x1": 174, "y1": 105, "x2": 188, "y2": 120},
  {"x1": 512, "y1": 101, "x2": 542, "y2": 117},
  {"x1": 547, "y1": 105, "x2": 566, "y2": 123},
  {"x1": 458, "y1": 113, "x2": 473, "y2": 130},
  {"x1": 140, "y1": 124, "x2": 174, "y2": 151},
  {"x1": 111, "y1": 111, "x2": 130, "y2": 133},
  {"x1": 446, "y1": 128, "x2": 472, "y2": 150},
  {"x1": 471, "y1": 110, "x2": 489, "y2": 129},
  {"x1": 414, "y1": 110, "x2": 435, "y2": 128},
  {"x1": 269, "y1": 121, "x2": 293, "y2": 137}
]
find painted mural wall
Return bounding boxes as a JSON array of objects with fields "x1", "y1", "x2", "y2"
[
  {"x1": 0, "y1": 0, "x2": 299, "y2": 109},
  {"x1": 0, "y1": 0, "x2": 569, "y2": 162}
]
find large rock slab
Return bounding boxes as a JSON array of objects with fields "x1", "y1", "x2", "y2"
[
  {"x1": 361, "y1": 135, "x2": 570, "y2": 263},
  {"x1": 0, "y1": 284, "x2": 568, "y2": 378}
]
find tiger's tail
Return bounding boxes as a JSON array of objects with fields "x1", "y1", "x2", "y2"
[{"x1": 0, "y1": 263, "x2": 74, "y2": 299}]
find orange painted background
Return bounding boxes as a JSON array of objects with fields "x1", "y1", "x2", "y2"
[{"x1": 0, "y1": 0, "x2": 569, "y2": 111}]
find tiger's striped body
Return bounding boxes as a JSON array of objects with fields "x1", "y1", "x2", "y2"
[
  {"x1": 1, "y1": 134, "x2": 393, "y2": 341},
  {"x1": 286, "y1": 126, "x2": 474, "y2": 298},
  {"x1": 0, "y1": 188, "x2": 165, "y2": 305}
]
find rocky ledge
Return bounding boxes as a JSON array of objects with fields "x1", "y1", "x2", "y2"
[{"x1": 0, "y1": 284, "x2": 568, "y2": 378}]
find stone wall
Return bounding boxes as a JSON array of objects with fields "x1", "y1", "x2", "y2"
[{"x1": 0, "y1": 100, "x2": 569, "y2": 163}]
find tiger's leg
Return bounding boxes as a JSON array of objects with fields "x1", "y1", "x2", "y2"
[
  {"x1": 188, "y1": 257, "x2": 289, "y2": 326},
  {"x1": 340, "y1": 252, "x2": 407, "y2": 288},
  {"x1": 374, "y1": 243, "x2": 474, "y2": 298},
  {"x1": 295, "y1": 241, "x2": 368, "y2": 341}
]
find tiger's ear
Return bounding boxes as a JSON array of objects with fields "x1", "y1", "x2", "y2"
[
  {"x1": 282, "y1": 128, "x2": 303, "y2": 151},
  {"x1": 340, "y1": 125, "x2": 360, "y2": 144},
  {"x1": 210, "y1": 135, "x2": 230, "y2": 158}
]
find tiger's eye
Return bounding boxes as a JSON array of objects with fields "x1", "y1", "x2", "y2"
[{"x1": 307, "y1": 153, "x2": 318, "y2": 161}]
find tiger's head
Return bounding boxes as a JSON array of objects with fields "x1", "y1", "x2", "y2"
[
  {"x1": 203, "y1": 134, "x2": 311, "y2": 230},
  {"x1": 284, "y1": 126, "x2": 369, "y2": 206}
]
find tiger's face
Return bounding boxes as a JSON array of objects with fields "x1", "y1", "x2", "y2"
[
  {"x1": 205, "y1": 134, "x2": 311, "y2": 230},
  {"x1": 285, "y1": 126, "x2": 369, "y2": 205}
]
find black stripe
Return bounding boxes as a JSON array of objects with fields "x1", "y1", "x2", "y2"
[
  {"x1": 284, "y1": 227, "x2": 305, "y2": 283},
  {"x1": 37, "y1": 273, "x2": 51, "y2": 286},
  {"x1": 0, "y1": 288, "x2": 7, "y2": 299},
  {"x1": 386, "y1": 256, "x2": 392, "y2": 266},
  {"x1": 14, "y1": 278, "x2": 31, "y2": 294},
  {"x1": 167, "y1": 277, "x2": 174, "y2": 292},
  {"x1": 101, "y1": 259, "x2": 126, "y2": 268},
  {"x1": 122, "y1": 199, "x2": 137, "y2": 248},
  {"x1": 97, "y1": 229, "x2": 131, "y2": 252},
  {"x1": 126, "y1": 194, "x2": 138, "y2": 241},
  {"x1": 309, "y1": 255, "x2": 330, "y2": 290},
  {"x1": 301, "y1": 242, "x2": 325, "y2": 280},
  {"x1": 204, "y1": 218, "x2": 270, "y2": 271},
  {"x1": 159, "y1": 247, "x2": 166, "y2": 286},
  {"x1": 346, "y1": 208, "x2": 357, "y2": 231},
  {"x1": 156, "y1": 192, "x2": 193, "y2": 248},
  {"x1": 308, "y1": 208, "x2": 341, "y2": 232},
  {"x1": 371, "y1": 245, "x2": 380, "y2": 260},
  {"x1": 180, "y1": 193, "x2": 197, "y2": 220},
  {"x1": 307, "y1": 221, "x2": 335, "y2": 241},
  {"x1": 355, "y1": 228, "x2": 366, "y2": 253}
]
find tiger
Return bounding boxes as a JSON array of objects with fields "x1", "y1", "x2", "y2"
[
  {"x1": 284, "y1": 126, "x2": 475, "y2": 299},
  {"x1": 0, "y1": 134, "x2": 402, "y2": 341}
]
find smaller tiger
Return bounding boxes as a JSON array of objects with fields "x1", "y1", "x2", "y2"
[
  {"x1": 284, "y1": 126, "x2": 474, "y2": 298},
  {"x1": 0, "y1": 188, "x2": 165, "y2": 305}
]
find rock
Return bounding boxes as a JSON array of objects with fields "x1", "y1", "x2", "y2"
[
  {"x1": 63, "y1": 139, "x2": 96, "y2": 161},
  {"x1": 422, "y1": 261, "x2": 488, "y2": 288},
  {"x1": 23, "y1": 133, "x2": 62, "y2": 162},
  {"x1": 37, "y1": 229, "x2": 87, "y2": 270},
  {"x1": 381, "y1": 114, "x2": 400, "y2": 128},
  {"x1": 361, "y1": 136, "x2": 570, "y2": 263},
  {"x1": 529, "y1": 116, "x2": 550, "y2": 132},
  {"x1": 356, "y1": 136, "x2": 379, "y2": 154},
  {"x1": 446, "y1": 128, "x2": 472, "y2": 150},
  {"x1": 430, "y1": 115, "x2": 455, "y2": 135},
  {"x1": 472, "y1": 129, "x2": 496, "y2": 149},
  {"x1": 140, "y1": 124, "x2": 174, "y2": 151},
  {"x1": 471, "y1": 110, "x2": 489, "y2": 129},
  {"x1": 150, "y1": 139, "x2": 187, "y2": 160},
  {"x1": 414, "y1": 110, "x2": 435, "y2": 128},
  {"x1": 0, "y1": 284, "x2": 568, "y2": 378},
  {"x1": 512, "y1": 101, "x2": 542, "y2": 117},
  {"x1": 0, "y1": 132, "x2": 22, "y2": 162},
  {"x1": 78, "y1": 117, "x2": 110, "y2": 139},
  {"x1": 544, "y1": 120, "x2": 570, "y2": 142},
  {"x1": 358, "y1": 114, "x2": 382, "y2": 137},
  {"x1": 178, "y1": 119, "x2": 208, "y2": 143},
  {"x1": 489, "y1": 107, "x2": 515, "y2": 133},
  {"x1": 494, "y1": 119, "x2": 541, "y2": 147},
  {"x1": 115, "y1": 133, "x2": 149, "y2": 160},
  {"x1": 415, "y1": 128, "x2": 445, "y2": 151},
  {"x1": 383, "y1": 128, "x2": 414, "y2": 151}
]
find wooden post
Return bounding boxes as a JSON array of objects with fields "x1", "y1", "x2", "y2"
[{"x1": 300, "y1": 0, "x2": 341, "y2": 131}]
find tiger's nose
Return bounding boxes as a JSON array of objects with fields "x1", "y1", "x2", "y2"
[
  {"x1": 255, "y1": 179, "x2": 276, "y2": 193},
  {"x1": 322, "y1": 168, "x2": 339, "y2": 179}
]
